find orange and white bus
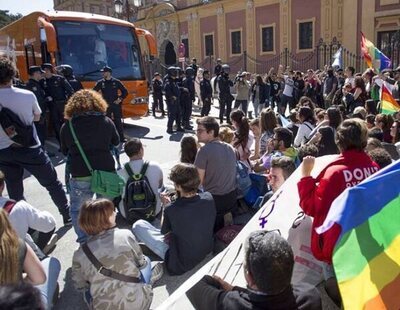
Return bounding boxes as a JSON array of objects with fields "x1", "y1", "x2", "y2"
[{"x1": 0, "y1": 11, "x2": 157, "y2": 117}]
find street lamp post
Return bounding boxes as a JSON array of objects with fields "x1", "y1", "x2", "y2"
[{"x1": 114, "y1": 0, "x2": 142, "y2": 22}]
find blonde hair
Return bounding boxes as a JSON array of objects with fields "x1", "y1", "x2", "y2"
[
  {"x1": 219, "y1": 126, "x2": 235, "y2": 144},
  {"x1": 64, "y1": 89, "x2": 108, "y2": 119},
  {"x1": 0, "y1": 209, "x2": 20, "y2": 285}
]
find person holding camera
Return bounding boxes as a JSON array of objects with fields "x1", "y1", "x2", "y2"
[{"x1": 233, "y1": 72, "x2": 251, "y2": 116}]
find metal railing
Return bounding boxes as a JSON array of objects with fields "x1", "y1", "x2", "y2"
[{"x1": 144, "y1": 37, "x2": 400, "y2": 78}]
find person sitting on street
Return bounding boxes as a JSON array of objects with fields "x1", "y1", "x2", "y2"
[
  {"x1": 180, "y1": 135, "x2": 199, "y2": 164},
  {"x1": 230, "y1": 110, "x2": 253, "y2": 169},
  {"x1": 0, "y1": 283, "x2": 45, "y2": 310},
  {"x1": 118, "y1": 138, "x2": 164, "y2": 217},
  {"x1": 0, "y1": 170, "x2": 58, "y2": 257},
  {"x1": 367, "y1": 147, "x2": 393, "y2": 169},
  {"x1": 132, "y1": 163, "x2": 216, "y2": 275},
  {"x1": 253, "y1": 127, "x2": 298, "y2": 173},
  {"x1": 195, "y1": 117, "x2": 237, "y2": 231},
  {"x1": 262, "y1": 156, "x2": 296, "y2": 203},
  {"x1": 0, "y1": 209, "x2": 61, "y2": 309},
  {"x1": 298, "y1": 118, "x2": 379, "y2": 306},
  {"x1": 72, "y1": 198, "x2": 161, "y2": 310},
  {"x1": 186, "y1": 230, "x2": 321, "y2": 310}
]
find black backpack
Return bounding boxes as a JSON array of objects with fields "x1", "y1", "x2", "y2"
[
  {"x1": 122, "y1": 161, "x2": 157, "y2": 224},
  {"x1": 0, "y1": 106, "x2": 36, "y2": 147}
]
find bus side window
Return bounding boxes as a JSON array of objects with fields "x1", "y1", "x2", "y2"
[
  {"x1": 24, "y1": 44, "x2": 36, "y2": 74},
  {"x1": 40, "y1": 42, "x2": 51, "y2": 64}
]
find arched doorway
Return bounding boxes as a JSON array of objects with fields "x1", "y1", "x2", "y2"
[{"x1": 164, "y1": 41, "x2": 176, "y2": 66}]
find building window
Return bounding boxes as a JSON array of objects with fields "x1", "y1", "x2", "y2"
[
  {"x1": 299, "y1": 21, "x2": 313, "y2": 50},
  {"x1": 204, "y1": 34, "x2": 214, "y2": 56},
  {"x1": 182, "y1": 38, "x2": 189, "y2": 58},
  {"x1": 261, "y1": 26, "x2": 274, "y2": 53},
  {"x1": 231, "y1": 30, "x2": 241, "y2": 55},
  {"x1": 377, "y1": 30, "x2": 398, "y2": 57}
]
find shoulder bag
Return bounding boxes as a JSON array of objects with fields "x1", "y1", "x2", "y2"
[
  {"x1": 68, "y1": 121, "x2": 124, "y2": 198},
  {"x1": 82, "y1": 243, "x2": 141, "y2": 283}
]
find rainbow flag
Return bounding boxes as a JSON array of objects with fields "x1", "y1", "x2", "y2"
[
  {"x1": 361, "y1": 32, "x2": 391, "y2": 72},
  {"x1": 381, "y1": 84, "x2": 400, "y2": 115},
  {"x1": 317, "y1": 160, "x2": 400, "y2": 309}
]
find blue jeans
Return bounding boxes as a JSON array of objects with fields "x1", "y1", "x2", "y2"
[
  {"x1": 132, "y1": 220, "x2": 169, "y2": 260},
  {"x1": 36, "y1": 257, "x2": 61, "y2": 310},
  {"x1": 234, "y1": 100, "x2": 249, "y2": 115},
  {"x1": 69, "y1": 179, "x2": 100, "y2": 243},
  {"x1": 0, "y1": 146, "x2": 68, "y2": 216}
]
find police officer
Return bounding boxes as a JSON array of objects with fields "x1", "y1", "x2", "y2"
[
  {"x1": 213, "y1": 58, "x2": 223, "y2": 92},
  {"x1": 25, "y1": 66, "x2": 48, "y2": 148},
  {"x1": 217, "y1": 64, "x2": 234, "y2": 124},
  {"x1": 200, "y1": 70, "x2": 213, "y2": 116},
  {"x1": 93, "y1": 66, "x2": 128, "y2": 142},
  {"x1": 41, "y1": 63, "x2": 74, "y2": 146},
  {"x1": 190, "y1": 58, "x2": 198, "y2": 77},
  {"x1": 151, "y1": 72, "x2": 164, "y2": 117},
  {"x1": 164, "y1": 66, "x2": 184, "y2": 134},
  {"x1": 181, "y1": 67, "x2": 195, "y2": 129},
  {"x1": 60, "y1": 64, "x2": 83, "y2": 92},
  {"x1": 214, "y1": 58, "x2": 222, "y2": 77}
]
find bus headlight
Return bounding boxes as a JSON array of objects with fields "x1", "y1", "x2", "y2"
[{"x1": 130, "y1": 97, "x2": 148, "y2": 105}]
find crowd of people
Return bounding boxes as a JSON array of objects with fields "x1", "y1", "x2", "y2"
[{"x1": 0, "y1": 52, "x2": 400, "y2": 310}]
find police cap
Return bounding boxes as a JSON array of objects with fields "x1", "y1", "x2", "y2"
[
  {"x1": 41, "y1": 63, "x2": 53, "y2": 70},
  {"x1": 28, "y1": 66, "x2": 44, "y2": 75},
  {"x1": 100, "y1": 66, "x2": 112, "y2": 73}
]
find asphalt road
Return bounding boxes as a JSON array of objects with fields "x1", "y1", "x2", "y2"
[
  {"x1": 7, "y1": 102, "x2": 217, "y2": 310},
  {"x1": 7, "y1": 101, "x2": 337, "y2": 310}
]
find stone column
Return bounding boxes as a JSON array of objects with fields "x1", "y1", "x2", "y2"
[
  {"x1": 280, "y1": 0, "x2": 291, "y2": 51},
  {"x1": 246, "y1": 0, "x2": 256, "y2": 72},
  {"x1": 216, "y1": 5, "x2": 226, "y2": 61}
]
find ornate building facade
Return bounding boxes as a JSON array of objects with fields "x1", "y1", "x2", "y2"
[{"x1": 54, "y1": 0, "x2": 400, "y2": 72}]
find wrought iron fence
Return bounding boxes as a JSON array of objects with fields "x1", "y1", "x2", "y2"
[{"x1": 145, "y1": 37, "x2": 400, "y2": 78}]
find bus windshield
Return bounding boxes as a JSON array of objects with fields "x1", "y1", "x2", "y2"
[{"x1": 53, "y1": 21, "x2": 143, "y2": 81}]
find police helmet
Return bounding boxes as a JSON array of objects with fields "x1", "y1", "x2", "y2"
[
  {"x1": 61, "y1": 64, "x2": 74, "y2": 77},
  {"x1": 185, "y1": 67, "x2": 194, "y2": 77},
  {"x1": 167, "y1": 66, "x2": 177, "y2": 77},
  {"x1": 176, "y1": 67, "x2": 184, "y2": 76},
  {"x1": 222, "y1": 64, "x2": 230, "y2": 74}
]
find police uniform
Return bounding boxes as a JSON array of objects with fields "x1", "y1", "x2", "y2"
[
  {"x1": 200, "y1": 72, "x2": 213, "y2": 116},
  {"x1": 25, "y1": 66, "x2": 48, "y2": 146},
  {"x1": 151, "y1": 74, "x2": 164, "y2": 116},
  {"x1": 61, "y1": 65, "x2": 84, "y2": 92},
  {"x1": 218, "y1": 68, "x2": 234, "y2": 124},
  {"x1": 93, "y1": 66, "x2": 128, "y2": 140},
  {"x1": 181, "y1": 68, "x2": 195, "y2": 129},
  {"x1": 164, "y1": 69, "x2": 183, "y2": 134},
  {"x1": 41, "y1": 63, "x2": 75, "y2": 145},
  {"x1": 66, "y1": 76, "x2": 83, "y2": 92}
]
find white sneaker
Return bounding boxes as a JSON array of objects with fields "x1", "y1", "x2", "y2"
[
  {"x1": 43, "y1": 234, "x2": 58, "y2": 254},
  {"x1": 150, "y1": 262, "x2": 164, "y2": 285}
]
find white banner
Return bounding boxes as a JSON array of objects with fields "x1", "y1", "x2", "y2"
[{"x1": 157, "y1": 155, "x2": 338, "y2": 310}]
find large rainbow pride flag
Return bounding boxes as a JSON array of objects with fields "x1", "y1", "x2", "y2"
[
  {"x1": 317, "y1": 160, "x2": 400, "y2": 309},
  {"x1": 381, "y1": 84, "x2": 400, "y2": 115},
  {"x1": 361, "y1": 32, "x2": 391, "y2": 72}
]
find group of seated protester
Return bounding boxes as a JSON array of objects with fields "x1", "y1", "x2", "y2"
[
  {"x1": 68, "y1": 99, "x2": 396, "y2": 308},
  {"x1": 2, "y1": 100, "x2": 396, "y2": 309}
]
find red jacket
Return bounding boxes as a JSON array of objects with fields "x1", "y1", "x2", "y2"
[{"x1": 297, "y1": 150, "x2": 379, "y2": 263}]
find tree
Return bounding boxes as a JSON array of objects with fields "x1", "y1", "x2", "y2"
[{"x1": 0, "y1": 10, "x2": 23, "y2": 28}]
